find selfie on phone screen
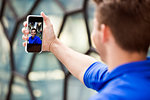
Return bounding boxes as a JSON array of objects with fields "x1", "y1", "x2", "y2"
[{"x1": 26, "y1": 16, "x2": 43, "y2": 53}]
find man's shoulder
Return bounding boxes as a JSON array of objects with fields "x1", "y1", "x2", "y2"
[
  {"x1": 29, "y1": 36, "x2": 32, "y2": 41},
  {"x1": 35, "y1": 36, "x2": 41, "y2": 40},
  {"x1": 29, "y1": 36, "x2": 32, "y2": 39},
  {"x1": 89, "y1": 59, "x2": 150, "y2": 100},
  {"x1": 106, "y1": 71, "x2": 150, "y2": 91},
  {"x1": 93, "y1": 73, "x2": 150, "y2": 100}
]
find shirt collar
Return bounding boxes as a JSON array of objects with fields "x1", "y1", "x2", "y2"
[{"x1": 105, "y1": 57, "x2": 150, "y2": 81}]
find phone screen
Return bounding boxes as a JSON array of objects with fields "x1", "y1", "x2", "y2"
[{"x1": 26, "y1": 16, "x2": 43, "y2": 53}]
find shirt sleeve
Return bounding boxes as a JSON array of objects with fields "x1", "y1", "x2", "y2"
[{"x1": 83, "y1": 62, "x2": 109, "y2": 91}]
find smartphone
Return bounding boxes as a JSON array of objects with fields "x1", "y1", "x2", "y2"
[{"x1": 25, "y1": 15, "x2": 43, "y2": 53}]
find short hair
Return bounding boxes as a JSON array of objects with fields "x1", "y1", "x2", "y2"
[
  {"x1": 31, "y1": 28, "x2": 37, "y2": 33},
  {"x1": 94, "y1": 0, "x2": 150, "y2": 53}
]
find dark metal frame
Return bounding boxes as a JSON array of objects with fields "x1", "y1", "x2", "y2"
[{"x1": 0, "y1": 0, "x2": 97, "y2": 100}]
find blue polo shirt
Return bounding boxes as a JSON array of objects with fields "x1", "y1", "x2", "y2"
[
  {"x1": 29, "y1": 35, "x2": 42, "y2": 44},
  {"x1": 84, "y1": 58, "x2": 150, "y2": 100}
]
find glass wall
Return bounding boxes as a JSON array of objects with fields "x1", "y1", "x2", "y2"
[{"x1": 0, "y1": 0, "x2": 97, "y2": 100}]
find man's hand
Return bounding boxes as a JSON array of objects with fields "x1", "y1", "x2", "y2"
[{"x1": 22, "y1": 12, "x2": 56, "y2": 51}]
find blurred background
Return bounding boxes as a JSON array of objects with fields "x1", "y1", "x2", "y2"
[
  {"x1": 0, "y1": 0, "x2": 150, "y2": 100},
  {"x1": 0, "y1": 0, "x2": 99, "y2": 100}
]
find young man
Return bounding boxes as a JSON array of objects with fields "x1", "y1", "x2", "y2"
[
  {"x1": 22, "y1": 0, "x2": 150, "y2": 99},
  {"x1": 28, "y1": 28, "x2": 42, "y2": 44}
]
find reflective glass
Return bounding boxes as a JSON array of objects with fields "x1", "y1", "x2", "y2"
[
  {"x1": 30, "y1": 72, "x2": 64, "y2": 100},
  {"x1": 31, "y1": 53, "x2": 61, "y2": 71},
  {"x1": 59, "y1": 0, "x2": 84, "y2": 12},
  {"x1": 67, "y1": 76, "x2": 96, "y2": 100},
  {"x1": 10, "y1": 0, "x2": 35, "y2": 18},
  {"x1": 60, "y1": 13, "x2": 89, "y2": 53},
  {"x1": 88, "y1": 0, "x2": 96, "y2": 34},
  {"x1": 0, "y1": 24, "x2": 11, "y2": 100},
  {"x1": 30, "y1": 54, "x2": 64, "y2": 100},
  {"x1": 2, "y1": 3, "x2": 16, "y2": 39},
  {"x1": 11, "y1": 76, "x2": 30, "y2": 100}
]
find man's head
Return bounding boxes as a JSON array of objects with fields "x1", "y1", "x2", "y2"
[
  {"x1": 92, "y1": 0, "x2": 150, "y2": 62},
  {"x1": 31, "y1": 28, "x2": 37, "y2": 38}
]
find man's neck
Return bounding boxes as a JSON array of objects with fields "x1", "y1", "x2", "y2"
[
  {"x1": 32, "y1": 35, "x2": 35, "y2": 38},
  {"x1": 107, "y1": 46, "x2": 147, "y2": 72}
]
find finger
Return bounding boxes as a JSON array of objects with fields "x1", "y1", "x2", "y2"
[
  {"x1": 22, "y1": 27, "x2": 29, "y2": 35},
  {"x1": 22, "y1": 35, "x2": 29, "y2": 41},
  {"x1": 41, "y1": 12, "x2": 52, "y2": 26},
  {"x1": 22, "y1": 42, "x2": 27, "y2": 47},
  {"x1": 23, "y1": 21, "x2": 27, "y2": 27},
  {"x1": 22, "y1": 27, "x2": 26, "y2": 33}
]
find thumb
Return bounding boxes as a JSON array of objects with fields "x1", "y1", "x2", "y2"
[{"x1": 41, "y1": 12, "x2": 51, "y2": 25}]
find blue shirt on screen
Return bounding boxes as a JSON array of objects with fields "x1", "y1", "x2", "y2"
[
  {"x1": 84, "y1": 58, "x2": 150, "y2": 100},
  {"x1": 29, "y1": 35, "x2": 42, "y2": 44}
]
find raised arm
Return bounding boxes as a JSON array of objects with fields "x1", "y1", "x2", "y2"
[
  {"x1": 50, "y1": 38, "x2": 96, "y2": 83},
  {"x1": 22, "y1": 12, "x2": 96, "y2": 83}
]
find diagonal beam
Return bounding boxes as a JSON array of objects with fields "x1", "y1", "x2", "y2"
[
  {"x1": 55, "y1": 0, "x2": 66, "y2": 13},
  {"x1": 7, "y1": 0, "x2": 18, "y2": 19},
  {"x1": 58, "y1": 14, "x2": 68, "y2": 38},
  {"x1": 0, "y1": 0, "x2": 7, "y2": 21}
]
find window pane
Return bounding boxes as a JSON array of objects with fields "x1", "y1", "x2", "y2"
[
  {"x1": 11, "y1": 76, "x2": 31, "y2": 100},
  {"x1": 10, "y1": 0, "x2": 36, "y2": 18},
  {"x1": 67, "y1": 76, "x2": 96, "y2": 100},
  {"x1": 2, "y1": 3, "x2": 16, "y2": 39},
  {"x1": 30, "y1": 54, "x2": 64, "y2": 100},
  {"x1": 59, "y1": 0, "x2": 84, "y2": 12},
  {"x1": 0, "y1": 23, "x2": 11, "y2": 100},
  {"x1": 60, "y1": 13, "x2": 89, "y2": 53},
  {"x1": 88, "y1": 0, "x2": 96, "y2": 33}
]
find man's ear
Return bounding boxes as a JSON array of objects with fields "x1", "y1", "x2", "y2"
[{"x1": 100, "y1": 24, "x2": 110, "y2": 43}]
